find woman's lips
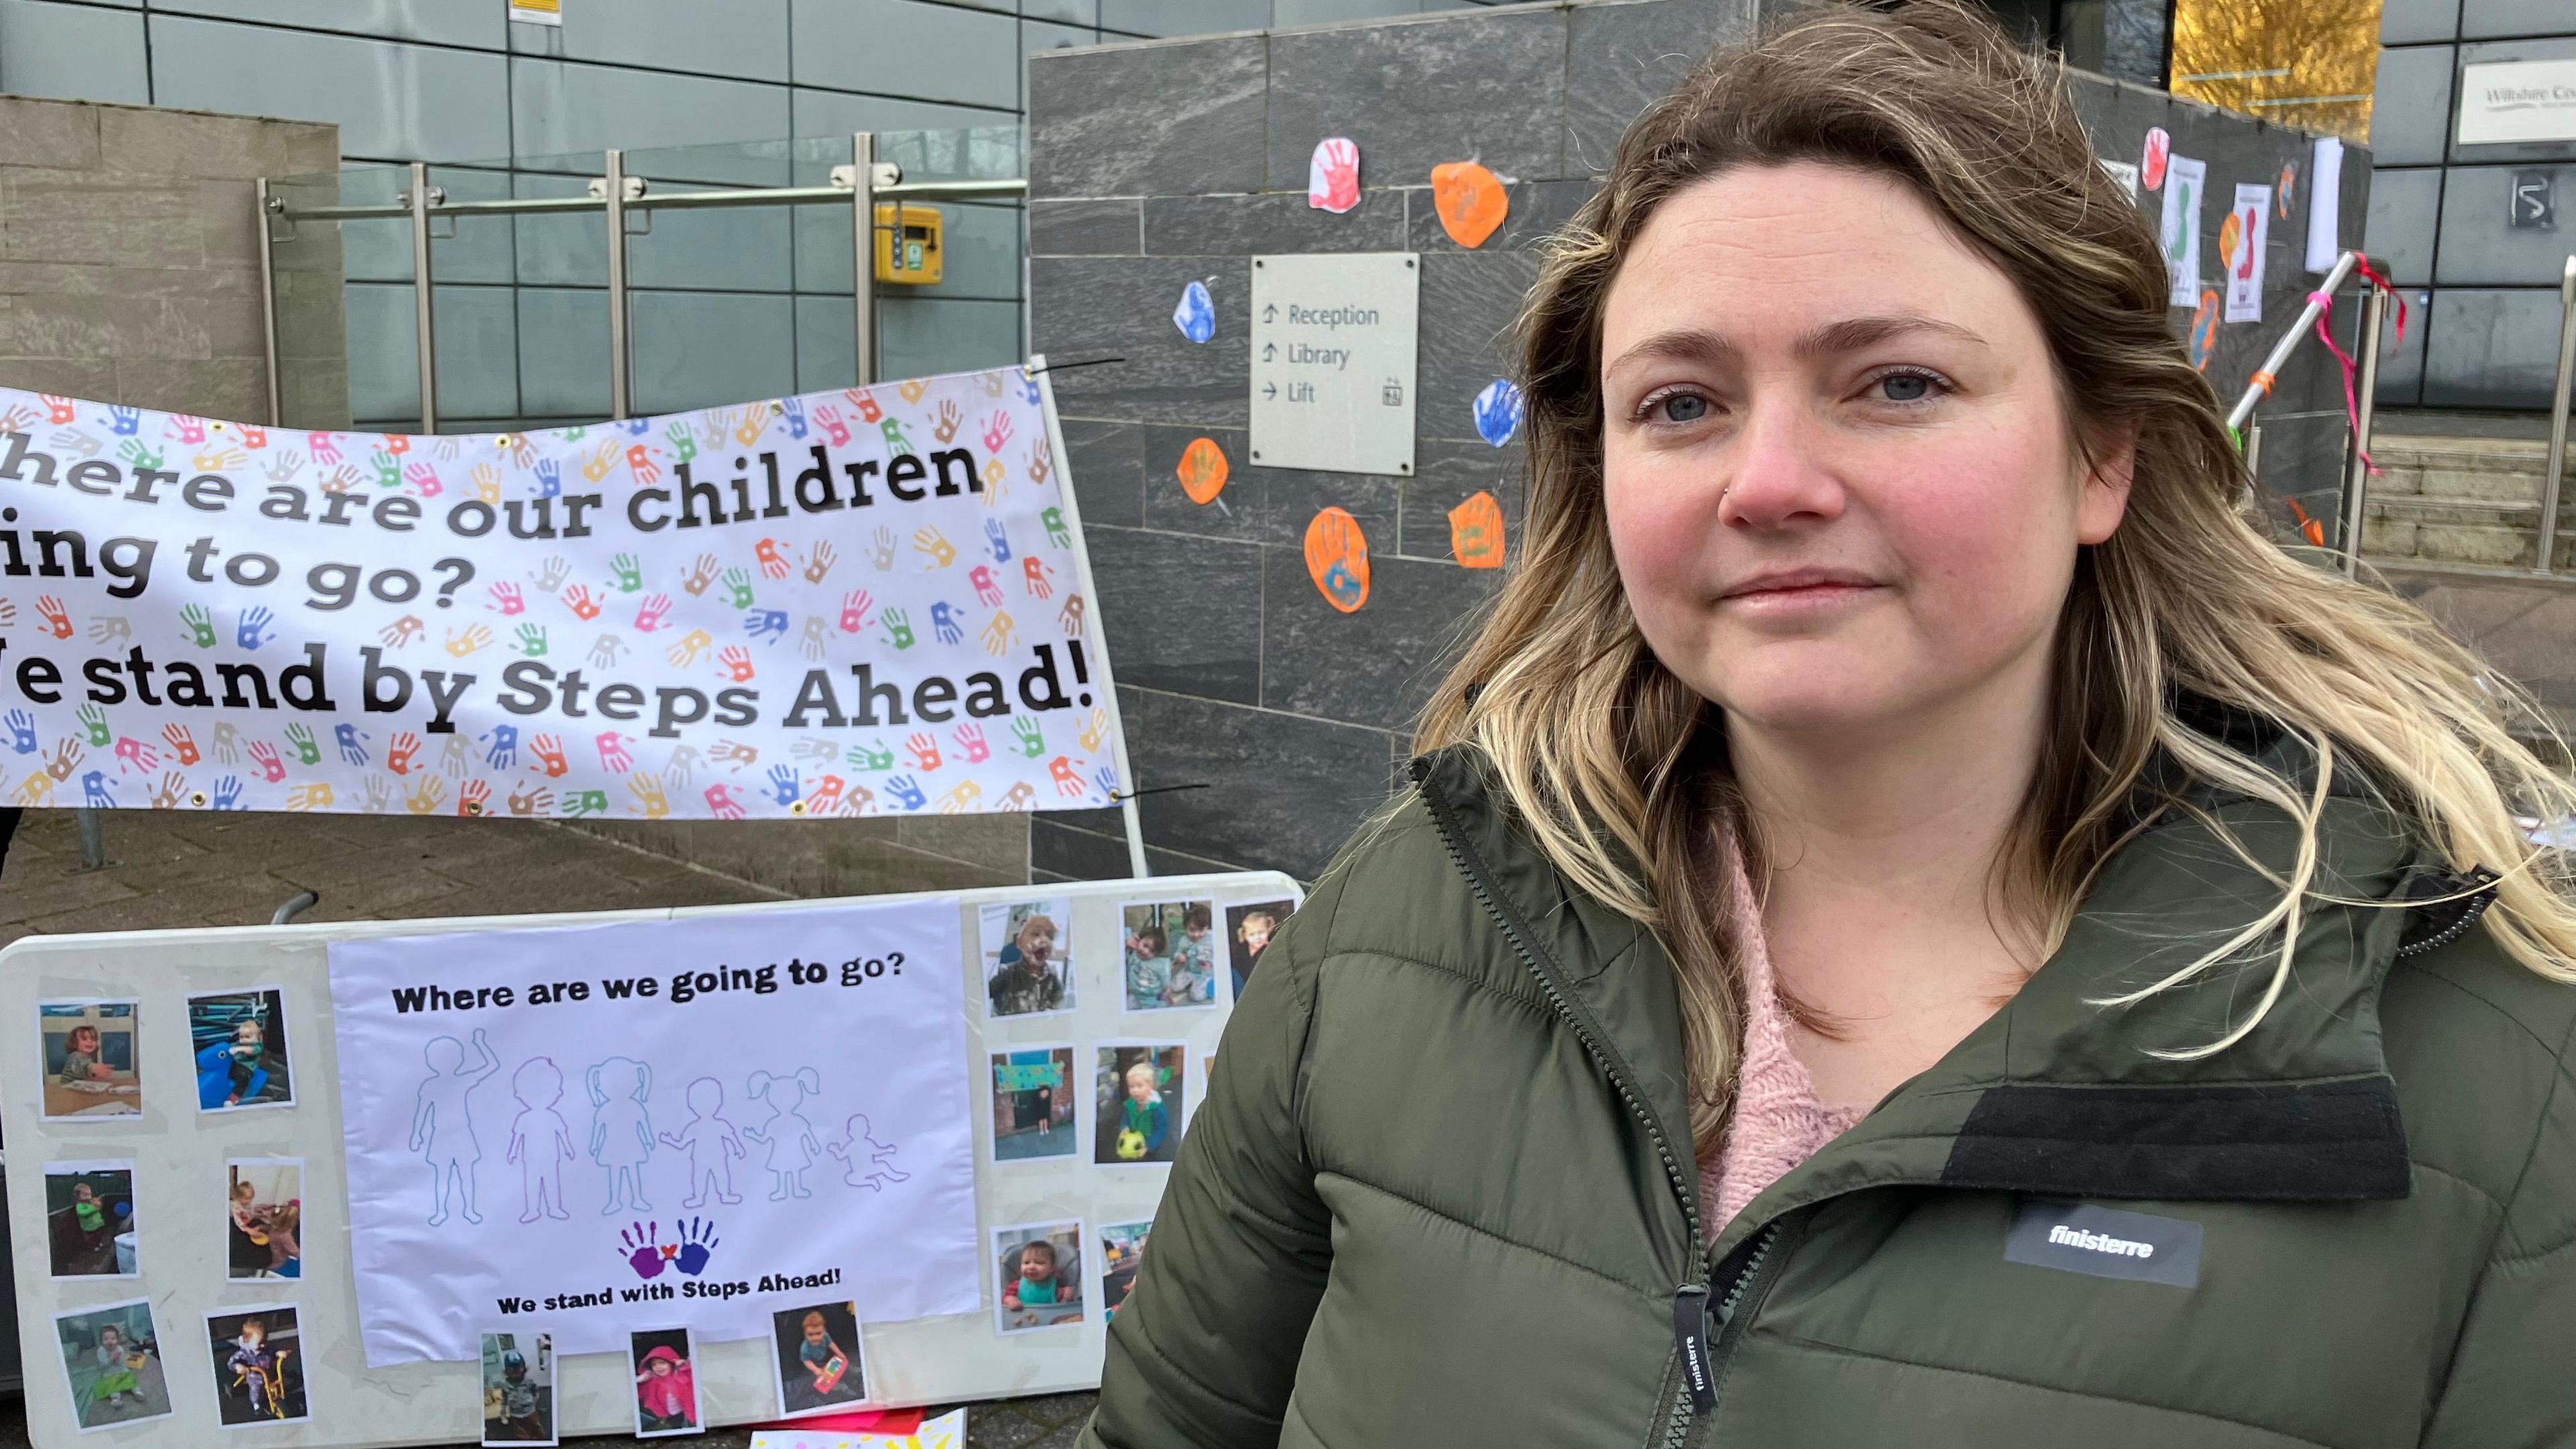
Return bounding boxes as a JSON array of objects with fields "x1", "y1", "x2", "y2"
[{"x1": 1717, "y1": 570, "x2": 1886, "y2": 616}]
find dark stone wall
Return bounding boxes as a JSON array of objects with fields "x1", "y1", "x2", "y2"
[{"x1": 1026, "y1": 0, "x2": 2371, "y2": 887}]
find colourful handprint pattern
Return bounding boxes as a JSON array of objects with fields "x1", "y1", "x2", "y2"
[{"x1": 0, "y1": 368, "x2": 1119, "y2": 818}]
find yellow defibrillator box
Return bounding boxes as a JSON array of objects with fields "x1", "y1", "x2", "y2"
[{"x1": 874, "y1": 203, "x2": 943, "y2": 285}]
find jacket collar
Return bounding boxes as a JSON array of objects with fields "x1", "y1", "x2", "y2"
[{"x1": 1410, "y1": 735, "x2": 2480, "y2": 1256}]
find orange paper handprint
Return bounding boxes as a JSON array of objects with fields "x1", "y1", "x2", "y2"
[
  {"x1": 1431, "y1": 161, "x2": 1508, "y2": 249},
  {"x1": 1446, "y1": 490, "x2": 1506, "y2": 569},
  {"x1": 1303, "y1": 507, "x2": 1371, "y2": 613},
  {"x1": 1177, "y1": 437, "x2": 1228, "y2": 505}
]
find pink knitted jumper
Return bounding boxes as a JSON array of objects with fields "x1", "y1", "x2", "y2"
[{"x1": 1699, "y1": 842, "x2": 1870, "y2": 1234}]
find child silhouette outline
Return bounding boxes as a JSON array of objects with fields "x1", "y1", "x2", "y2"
[{"x1": 504, "y1": 1057, "x2": 575, "y2": 1224}]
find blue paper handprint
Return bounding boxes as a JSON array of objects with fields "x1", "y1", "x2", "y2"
[
  {"x1": 674, "y1": 1216, "x2": 720, "y2": 1276},
  {"x1": 766, "y1": 764, "x2": 800, "y2": 808},
  {"x1": 747, "y1": 609, "x2": 789, "y2": 642},
  {"x1": 1173, "y1": 280, "x2": 1216, "y2": 343},
  {"x1": 211, "y1": 774, "x2": 244, "y2": 810},
  {"x1": 930, "y1": 602, "x2": 963, "y2": 645},
  {"x1": 983, "y1": 519, "x2": 1011, "y2": 563},
  {"x1": 483, "y1": 724, "x2": 518, "y2": 769},
  {"x1": 4, "y1": 710, "x2": 34, "y2": 755},
  {"x1": 782, "y1": 398, "x2": 808, "y2": 440},
  {"x1": 335, "y1": 722, "x2": 368, "y2": 765},
  {"x1": 1472, "y1": 378, "x2": 1525, "y2": 447},
  {"x1": 107, "y1": 405, "x2": 140, "y2": 436},
  {"x1": 533, "y1": 459, "x2": 561, "y2": 498},
  {"x1": 82, "y1": 770, "x2": 115, "y2": 808},
  {"x1": 237, "y1": 607, "x2": 274, "y2": 649},
  {"x1": 885, "y1": 774, "x2": 927, "y2": 811}
]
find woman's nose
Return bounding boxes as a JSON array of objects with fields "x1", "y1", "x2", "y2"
[{"x1": 1717, "y1": 396, "x2": 1847, "y2": 531}]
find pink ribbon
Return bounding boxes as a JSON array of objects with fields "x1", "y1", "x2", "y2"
[{"x1": 2308, "y1": 289, "x2": 2378, "y2": 476}]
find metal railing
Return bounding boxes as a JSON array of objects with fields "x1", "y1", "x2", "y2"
[
  {"x1": 2223, "y1": 250, "x2": 2385, "y2": 576},
  {"x1": 2541, "y1": 255, "x2": 2576, "y2": 575},
  {"x1": 253, "y1": 133, "x2": 1028, "y2": 433}
]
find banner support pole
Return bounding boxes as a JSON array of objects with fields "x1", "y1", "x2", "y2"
[
  {"x1": 407, "y1": 162, "x2": 437, "y2": 433},
  {"x1": 604, "y1": 149, "x2": 632, "y2": 421},
  {"x1": 1028, "y1": 352, "x2": 1148, "y2": 879},
  {"x1": 852, "y1": 132, "x2": 878, "y2": 386}
]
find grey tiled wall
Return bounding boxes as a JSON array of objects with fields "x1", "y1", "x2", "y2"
[
  {"x1": 2368, "y1": 0, "x2": 2575, "y2": 409},
  {"x1": 1026, "y1": 0, "x2": 2370, "y2": 886},
  {"x1": 0, "y1": 0, "x2": 1506, "y2": 433}
]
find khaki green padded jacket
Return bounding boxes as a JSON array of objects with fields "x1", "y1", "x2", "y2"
[{"x1": 1083, "y1": 741, "x2": 2576, "y2": 1449}]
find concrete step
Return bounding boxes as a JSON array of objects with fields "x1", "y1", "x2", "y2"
[{"x1": 2360, "y1": 433, "x2": 2574, "y2": 571}]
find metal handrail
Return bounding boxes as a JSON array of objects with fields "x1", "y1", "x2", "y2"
[
  {"x1": 266, "y1": 176, "x2": 1024, "y2": 223},
  {"x1": 2542, "y1": 255, "x2": 2576, "y2": 574},
  {"x1": 2226, "y1": 248, "x2": 2360, "y2": 433},
  {"x1": 258, "y1": 137, "x2": 1028, "y2": 430}
]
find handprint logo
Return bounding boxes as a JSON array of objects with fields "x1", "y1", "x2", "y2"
[
  {"x1": 619, "y1": 1220, "x2": 670, "y2": 1280},
  {"x1": 672, "y1": 1216, "x2": 720, "y2": 1276}
]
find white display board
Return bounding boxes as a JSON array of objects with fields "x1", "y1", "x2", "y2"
[
  {"x1": 1, "y1": 869, "x2": 1299, "y2": 1448},
  {"x1": 1248, "y1": 252, "x2": 1420, "y2": 478}
]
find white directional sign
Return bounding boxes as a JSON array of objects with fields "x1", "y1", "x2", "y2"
[{"x1": 1249, "y1": 252, "x2": 1419, "y2": 477}]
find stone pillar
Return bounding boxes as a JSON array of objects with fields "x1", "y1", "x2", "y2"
[{"x1": 0, "y1": 96, "x2": 346, "y2": 424}]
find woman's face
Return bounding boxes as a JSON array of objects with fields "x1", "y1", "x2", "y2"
[{"x1": 1598, "y1": 162, "x2": 2130, "y2": 743}]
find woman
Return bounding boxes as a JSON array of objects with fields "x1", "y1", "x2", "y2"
[{"x1": 1084, "y1": 7, "x2": 2576, "y2": 1448}]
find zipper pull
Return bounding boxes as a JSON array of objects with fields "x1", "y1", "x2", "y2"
[{"x1": 1671, "y1": 1284, "x2": 1715, "y2": 1414}]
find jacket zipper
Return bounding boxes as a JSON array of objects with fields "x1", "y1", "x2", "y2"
[
  {"x1": 2392, "y1": 867, "x2": 2499, "y2": 959},
  {"x1": 1408, "y1": 760, "x2": 1720, "y2": 1445}
]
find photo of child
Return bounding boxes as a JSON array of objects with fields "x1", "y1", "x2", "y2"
[
  {"x1": 227, "y1": 1158, "x2": 303, "y2": 1281},
  {"x1": 52, "y1": 1298, "x2": 170, "y2": 1431},
  {"x1": 994, "y1": 1221, "x2": 1085, "y2": 1334},
  {"x1": 982, "y1": 898, "x2": 1075, "y2": 1018},
  {"x1": 1101, "y1": 1220, "x2": 1152, "y2": 1320},
  {"x1": 1120, "y1": 900, "x2": 1219, "y2": 1011},
  {"x1": 38, "y1": 1000, "x2": 141, "y2": 1119},
  {"x1": 207, "y1": 1305, "x2": 308, "y2": 1426},
  {"x1": 44, "y1": 1161, "x2": 135, "y2": 1279},
  {"x1": 481, "y1": 1332, "x2": 555, "y2": 1445},
  {"x1": 990, "y1": 1046, "x2": 1077, "y2": 1163},
  {"x1": 1226, "y1": 898, "x2": 1298, "y2": 1002},
  {"x1": 1094, "y1": 1045, "x2": 1187, "y2": 1167},
  {"x1": 187, "y1": 988, "x2": 292, "y2": 1112},
  {"x1": 628, "y1": 1326, "x2": 700, "y2": 1438},
  {"x1": 769, "y1": 1300, "x2": 866, "y2": 1417}
]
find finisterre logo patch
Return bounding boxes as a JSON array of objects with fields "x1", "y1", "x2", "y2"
[{"x1": 2004, "y1": 1200, "x2": 2202, "y2": 1288}]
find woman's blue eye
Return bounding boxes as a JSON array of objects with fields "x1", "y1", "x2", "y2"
[
  {"x1": 1878, "y1": 374, "x2": 1931, "y2": 402},
  {"x1": 1659, "y1": 394, "x2": 1707, "y2": 422}
]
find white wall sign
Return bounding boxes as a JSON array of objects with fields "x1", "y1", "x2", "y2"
[
  {"x1": 2457, "y1": 58, "x2": 2576, "y2": 147},
  {"x1": 1248, "y1": 252, "x2": 1419, "y2": 478}
]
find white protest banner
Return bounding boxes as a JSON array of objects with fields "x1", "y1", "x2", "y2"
[
  {"x1": 0, "y1": 367, "x2": 1121, "y2": 818},
  {"x1": 327, "y1": 898, "x2": 976, "y2": 1365},
  {"x1": 2161, "y1": 155, "x2": 2206, "y2": 307},
  {"x1": 2223, "y1": 182, "x2": 2271, "y2": 324}
]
